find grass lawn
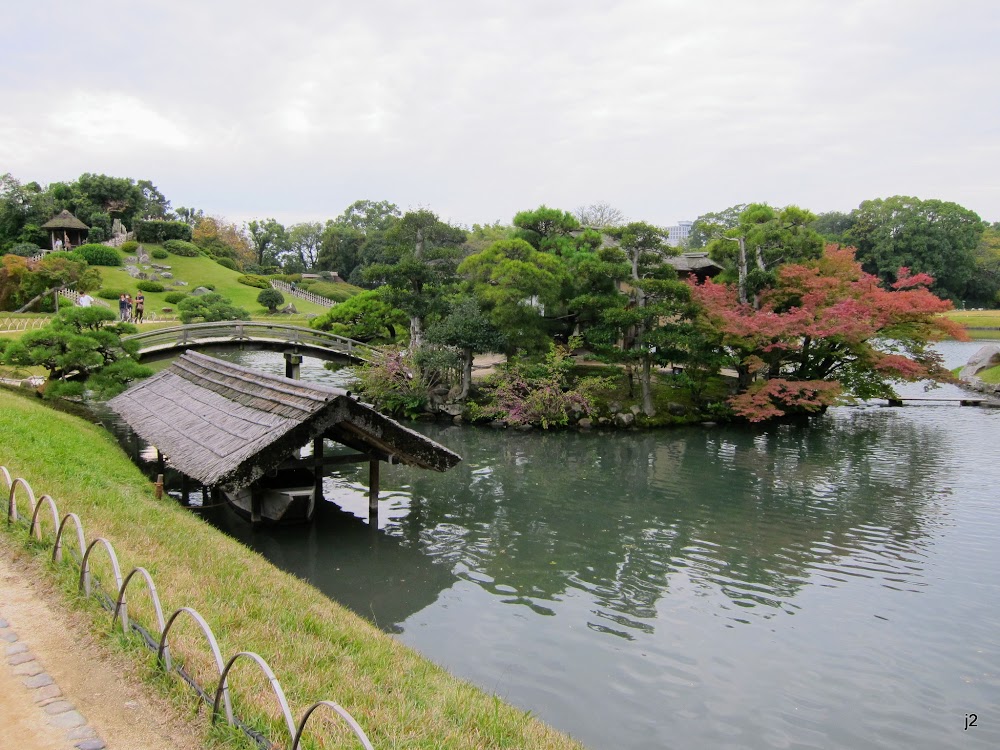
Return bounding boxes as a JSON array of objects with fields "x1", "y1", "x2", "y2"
[
  {"x1": 94, "y1": 246, "x2": 335, "y2": 318},
  {"x1": 943, "y1": 309, "x2": 1000, "y2": 329},
  {"x1": 0, "y1": 390, "x2": 583, "y2": 750}
]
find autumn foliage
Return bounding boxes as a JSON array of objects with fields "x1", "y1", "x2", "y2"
[{"x1": 690, "y1": 245, "x2": 966, "y2": 421}]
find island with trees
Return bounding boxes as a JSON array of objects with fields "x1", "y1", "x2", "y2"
[{"x1": 2, "y1": 171, "x2": 995, "y2": 425}]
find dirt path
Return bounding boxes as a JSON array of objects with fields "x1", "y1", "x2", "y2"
[{"x1": 0, "y1": 536, "x2": 206, "y2": 750}]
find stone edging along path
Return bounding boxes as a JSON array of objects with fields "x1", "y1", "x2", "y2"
[{"x1": 1, "y1": 614, "x2": 107, "y2": 750}]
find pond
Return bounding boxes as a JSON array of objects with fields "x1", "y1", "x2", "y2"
[{"x1": 144, "y1": 345, "x2": 1000, "y2": 749}]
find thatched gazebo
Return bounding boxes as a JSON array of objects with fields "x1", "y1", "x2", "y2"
[
  {"x1": 665, "y1": 252, "x2": 725, "y2": 281},
  {"x1": 41, "y1": 209, "x2": 89, "y2": 251},
  {"x1": 108, "y1": 351, "x2": 461, "y2": 524}
]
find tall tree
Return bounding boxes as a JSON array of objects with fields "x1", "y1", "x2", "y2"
[
  {"x1": 706, "y1": 204, "x2": 824, "y2": 307},
  {"x1": 425, "y1": 297, "x2": 505, "y2": 399},
  {"x1": 574, "y1": 202, "x2": 626, "y2": 228},
  {"x1": 245, "y1": 218, "x2": 288, "y2": 268},
  {"x1": 458, "y1": 238, "x2": 565, "y2": 355},
  {"x1": 690, "y1": 245, "x2": 965, "y2": 421},
  {"x1": 687, "y1": 204, "x2": 747, "y2": 249},
  {"x1": 363, "y1": 210, "x2": 466, "y2": 346},
  {"x1": 593, "y1": 222, "x2": 691, "y2": 416},
  {"x1": 845, "y1": 196, "x2": 984, "y2": 301},
  {"x1": 513, "y1": 205, "x2": 580, "y2": 255},
  {"x1": 286, "y1": 222, "x2": 323, "y2": 271}
]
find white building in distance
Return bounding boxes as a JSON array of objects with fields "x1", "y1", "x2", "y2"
[{"x1": 666, "y1": 220, "x2": 693, "y2": 247}]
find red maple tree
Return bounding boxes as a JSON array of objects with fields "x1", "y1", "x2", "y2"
[{"x1": 690, "y1": 245, "x2": 967, "y2": 421}]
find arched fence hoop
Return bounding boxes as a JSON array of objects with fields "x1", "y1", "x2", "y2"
[
  {"x1": 213, "y1": 651, "x2": 296, "y2": 743},
  {"x1": 293, "y1": 700, "x2": 375, "y2": 750},
  {"x1": 79, "y1": 537, "x2": 124, "y2": 622},
  {"x1": 30, "y1": 494, "x2": 60, "y2": 542},
  {"x1": 114, "y1": 567, "x2": 170, "y2": 666},
  {"x1": 2, "y1": 468, "x2": 377, "y2": 749},
  {"x1": 53, "y1": 513, "x2": 86, "y2": 565},
  {"x1": 158, "y1": 607, "x2": 233, "y2": 725},
  {"x1": 8, "y1": 476, "x2": 36, "y2": 524}
]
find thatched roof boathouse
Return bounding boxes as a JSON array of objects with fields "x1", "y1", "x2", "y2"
[{"x1": 108, "y1": 351, "x2": 460, "y2": 522}]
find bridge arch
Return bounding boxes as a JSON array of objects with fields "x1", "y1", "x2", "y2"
[{"x1": 124, "y1": 321, "x2": 378, "y2": 364}]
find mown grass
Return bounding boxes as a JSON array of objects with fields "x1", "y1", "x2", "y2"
[
  {"x1": 0, "y1": 389, "x2": 584, "y2": 750},
  {"x1": 979, "y1": 365, "x2": 1000, "y2": 384},
  {"x1": 943, "y1": 309, "x2": 1000, "y2": 329},
  {"x1": 94, "y1": 246, "x2": 334, "y2": 318}
]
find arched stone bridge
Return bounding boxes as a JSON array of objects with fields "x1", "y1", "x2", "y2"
[{"x1": 124, "y1": 321, "x2": 379, "y2": 364}]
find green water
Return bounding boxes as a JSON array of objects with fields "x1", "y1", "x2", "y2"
[{"x1": 194, "y1": 344, "x2": 1000, "y2": 749}]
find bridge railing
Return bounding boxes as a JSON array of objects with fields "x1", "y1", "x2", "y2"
[{"x1": 123, "y1": 320, "x2": 379, "y2": 361}]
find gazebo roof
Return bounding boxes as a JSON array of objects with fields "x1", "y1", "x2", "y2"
[
  {"x1": 41, "y1": 210, "x2": 89, "y2": 231},
  {"x1": 107, "y1": 351, "x2": 461, "y2": 488},
  {"x1": 665, "y1": 252, "x2": 725, "y2": 276}
]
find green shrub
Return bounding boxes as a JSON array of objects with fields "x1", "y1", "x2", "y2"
[
  {"x1": 9, "y1": 242, "x2": 40, "y2": 257},
  {"x1": 257, "y1": 288, "x2": 285, "y2": 312},
  {"x1": 178, "y1": 292, "x2": 249, "y2": 324},
  {"x1": 216, "y1": 257, "x2": 237, "y2": 270},
  {"x1": 136, "y1": 220, "x2": 193, "y2": 243},
  {"x1": 75, "y1": 243, "x2": 122, "y2": 266},
  {"x1": 120, "y1": 240, "x2": 139, "y2": 254},
  {"x1": 300, "y1": 279, "x2": 362, "y2": 303},
  {"x1": 150, "y1": 248, "x2": 168, "y2": 259},
  {"x1": 163, "y1": 291, "x2": 187, "y2": 304},
  {"x1": 87, "y1": 227, "x2": 108, "y2": 243},
  {"x1": 162, "y1": 239, "x2": 202, "y2": 257},
  {"x1": 271, "y1": 273, "x2": 302, "y2": 284},
  {"x1": 237, "y1": 274, "x2": 271, "y2": 289},
  {"x1": 97, "y1": 288, "x2": 127, "y2": 300},
  {"x1": 203, "y1": 283, "x2": 216, "y2": 291},
  {"x1": 136, "y1": 280, "x2": 164, "y2": 293}
]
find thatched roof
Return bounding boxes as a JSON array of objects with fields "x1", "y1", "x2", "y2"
[
  {"x1": 107, "y1": 351, "x2": 461, "y2": 489},
  {"x1": 666, "y1": 252, "x2": 724, "y2": 276},
  {"x1": 40, "y1": 210, "x2": 89, "y2": 231}
]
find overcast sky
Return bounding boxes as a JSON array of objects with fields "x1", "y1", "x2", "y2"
[{"x1": 3, "y1": 1, "x2": 998, "y2": 228}]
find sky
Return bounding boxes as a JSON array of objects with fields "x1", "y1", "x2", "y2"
[{"x1": 3, "y1": 1, "x2": 998, "y2": 228}]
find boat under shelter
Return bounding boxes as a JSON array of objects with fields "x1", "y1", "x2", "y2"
[{"x1": 107, "y1": 350, "x2": 461, "y2": 523}]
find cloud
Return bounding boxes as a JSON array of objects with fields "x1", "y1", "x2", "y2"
[{"x1": 4, "y1": 0, "x2": 999, "y2": 224}]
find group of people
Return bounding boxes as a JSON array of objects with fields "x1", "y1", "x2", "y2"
[
  {"x1": 75, "y1": 291, "x2": 145, "y2": 322},
  {"x1": 117, "y1": 292, "x2": 145, "y2": 322}
]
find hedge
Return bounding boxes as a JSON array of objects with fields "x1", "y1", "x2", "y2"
[
  {"x1": 135, "y1": 220, "x2": 193, "y2": 243},
  {"x1": 237, "y1": 274, "x2": 271, "y2": 289},
  {"x1": 97, "y1": 288, "x2": 127, "y2": 300},
  {"x1": 163, "y1": 239, "x2": 202, "y2": 257},
  {"x1": 75, "y1": 243, "x2": 123, "y2": 266},
  {"x1": 151, "y1": 248, "x2": 169, "y2": 259},
  {"x1": 136, "y1": 280, "x2": 165, "y2": 293},
  {"x1": 216, "y1": 257, "x2": 238, "y2": 270},
  {"x1": 163, "y1": 292, "x2": 187, "y2": 304},
  {"x1": 120, "y1": 240, "x2": 139, "y2": 254}
]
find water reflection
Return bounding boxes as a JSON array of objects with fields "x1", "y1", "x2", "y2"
[{"x1": 316, "y1": 411, "x2": 947, "y2": 634}]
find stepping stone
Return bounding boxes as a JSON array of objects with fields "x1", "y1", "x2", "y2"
[
  {"x1": 14, "y1": 659, "x2": 43, "y2": 676},
  {"x1": 48, "y1": 709, "x2": 86, "y2": 729},
  {"x1": 23, "y1": 673, "x2": 54, "y2": 688},
  {"x1": 8, "y1": 651, "x2": 35, "y2": 665}
]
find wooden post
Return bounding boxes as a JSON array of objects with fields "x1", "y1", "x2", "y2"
[
  {"x1": 285, "y1": 350, "x2": 302, "y2": 379},
  {"x1": 154, "y1": 474, "x2": 164, "y2": 500},
  {"x1": 156, "y1": 449, "x2": 165, "y2": 477},
  {"x1": 368, "y1": 459, "x2": 380, "y2": 523},
  {"x1": 313, "y1": 437, "x2": 324, "y2": 502},
  {"x1": 251, "y1": 487, "x2": 263, "y2": 525}
]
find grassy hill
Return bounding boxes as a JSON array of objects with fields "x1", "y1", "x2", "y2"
[{"x1": 93, "y1": 245, "x2": 360, "y2": 321}]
